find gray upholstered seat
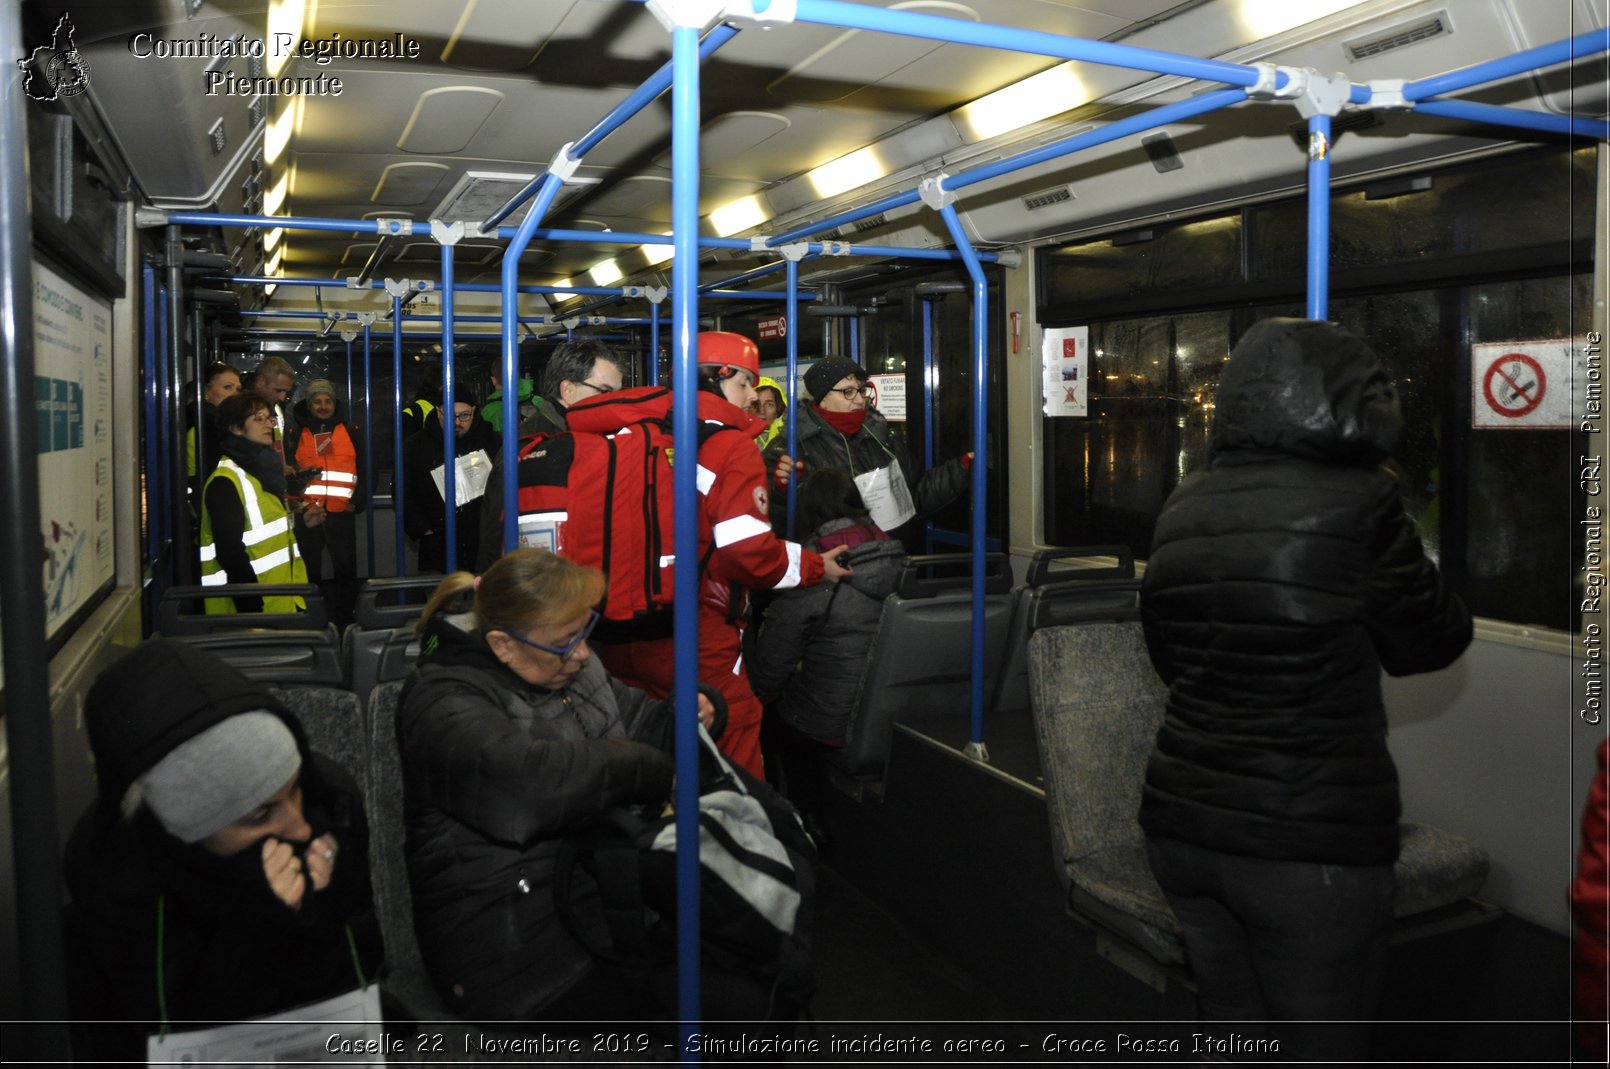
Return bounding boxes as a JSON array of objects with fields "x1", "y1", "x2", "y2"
[{"x1": 1027, "y1": 619, "x2": 1491, "y2": 969}]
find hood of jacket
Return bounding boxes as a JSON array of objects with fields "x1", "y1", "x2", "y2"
[
  {"x1": 291, "y1": 397, "x2": 349, "y2": 435},
  {"x1": 84, "y1": 639, "x2": 306, "y2": 815},
  {"x1": 810, "y1": 517, "x2": 904, "y2": 602},
  {"x1": 1209, "y1": 318, "x2": 1402, "y2": 467}
]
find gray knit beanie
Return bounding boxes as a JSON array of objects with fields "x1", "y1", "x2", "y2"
[{"x1": 133, "y1": 711, "x2": 302, "y2": 844}]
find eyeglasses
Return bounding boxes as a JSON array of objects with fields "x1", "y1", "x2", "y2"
[
  {"x1": 452, "y1": 411, "x2": 475, "y2": 424},
  {"x1": 576, "y1": 380, "x2": 616, "y2": 396},
  {"x1": 497, "y1": 609, "x2": 600, "y2": 662},
  {"x1": 832, "y1": 384, "x2": 873, "y2": 401},
  {"x1": 247, "y1": 411, "x2": 274, "y2": 424}
]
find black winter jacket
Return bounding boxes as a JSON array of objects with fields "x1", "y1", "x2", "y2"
[
  {"x1": 64, "y1": 640, "x2": 379, "y2": 1057},
  {"x1": 1139, "y1": 318, "x2": 1472, "y2": 867},
  {"x1": 764, "y1": 403, "x2": 968, "y2": 546},
  {"x1": 398, "y1": 613, "x2": 678, "y2": 1020},
  {"x1": 749, "y1": 517, "x2": 906, "y2": 743},
  {"x1": 401, "y1": 411, "x2": 501, "y2": 570}
]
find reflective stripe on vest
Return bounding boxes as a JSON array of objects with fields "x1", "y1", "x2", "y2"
[{"x1": 294, "y1": 424, "x2": 359, "y2": 512}]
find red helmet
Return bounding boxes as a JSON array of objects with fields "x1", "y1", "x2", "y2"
[{"x1": 697, "y1": 331, "x2": 760, "y2": 380}]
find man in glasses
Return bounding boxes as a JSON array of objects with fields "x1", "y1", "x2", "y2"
[
  {"x1": 766, "y1": 355, "x2": 971, "y2": 548},
  {"x1": 402, "y1": 400, "x2": 501, "y2": 574},
  {"x1": 520, "y1": 338, "x2": 626, "y2": 438}
]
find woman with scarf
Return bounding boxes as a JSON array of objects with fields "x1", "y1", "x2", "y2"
[{"x1": 201, "y1": 392, "x2": 319, "y2": 614}]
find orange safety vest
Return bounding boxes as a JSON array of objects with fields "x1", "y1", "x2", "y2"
[{"x1": 294, "y1": 423, "x2": 359, "y2": 512}]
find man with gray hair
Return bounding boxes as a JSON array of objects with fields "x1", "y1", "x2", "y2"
[{"x1": 519, "y1": 338, "x2": 625, "y2": 436}]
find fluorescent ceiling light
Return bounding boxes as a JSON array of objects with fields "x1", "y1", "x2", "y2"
[
  {"x1": 640, "y1": 236, "x2": 675, "y2": 267},
  {"x1": 263, "y1": 226, "x2": 284, "y2": 252},
  {"x1": 588, "y1": 259, "x2": 623, "y2": 286},
  {"x1": 263, "y1": 282, "x2": 277, "y2": 299},
  {"x1": 264, "y1": 103, "x2": 294, "y2": 165},
  {"x1": 263, "y1": 171, "x2": 288, "y2": 216},
  {"x1": 710, "y1": 195, "x2": 769, "y2": 238},
  {"x1": 955, "y1": 62, "x2": 1089, "y2": 142},
  {"x1": 808, "y1": 145, "x2": 886, "y2": 201},
  {"x1": 265, "y1": 0, "x2": 306, "y2": 78},
  {"x1": 1239, "y1": 0, "x2": 1366, "y2": 38},
  {"x1": 552, "y1": 277, "x2": 577, "y2": 301},
  {"x1": 265, "y1": 247, "x2": 283, "y2": 276}
]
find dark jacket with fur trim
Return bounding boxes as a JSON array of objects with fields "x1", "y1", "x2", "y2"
[
  {"x1": 1138, "y1": 318, "x2": 1471, "y2": 866},
  {"x1": 749, "y1": 517, "x2": 906, "y2": 744},
  {"x1": 63, "y1": 640, "x2": 379, "y2": 1054},
  {"x1": 398, "y1": 613, "x2": 678, "y2": 1020}
]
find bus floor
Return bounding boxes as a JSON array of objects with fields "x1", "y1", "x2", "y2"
[{"x1": 799, "y1": 715, "x2": 1579, "y2": 1064}]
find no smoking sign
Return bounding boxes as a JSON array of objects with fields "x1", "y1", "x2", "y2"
[{"x1": 1471, "y1": 339, "x2": 1577, "y2": 429}]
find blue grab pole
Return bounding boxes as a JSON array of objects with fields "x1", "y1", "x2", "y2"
[
  {"x1": 1413, "y1": 97, "x2": 1610, "y2": 141},
  {"x1": 343, "y1": 339, "x2": 354, "y2": 430},
  {"x1": 669, "y1": 20, "x2": 703, "y2": 1039},
  {"x1": 393, "y1": 299, "x2": 407, "y2": 572},
  {"x1": 649, "y1": 301, "x2": 662, "y2": 385},
  {"x1": 141, "y1": 265, "x2": 162, "y2": 600},
  {"x1": 790, "y1": 0, "x2": 1273, "y2": 87},
  {"x1": 848, "y1": 316, "x2": 859, "y2": 364},
  {"x1": 921, "y1": 300, "x2": 936, "y2": 555},
  {"x1": 500, "y1": 174, "x2": 567, "y2": 553},
  {"x1": 441, "y1": 248, "x2": 459, "y2": 573},
  {"x1": 363, "y1": 326, "x2": 376, "y2": 576},
  {"x1": 1403, "y1": 28, "x2": 1609, "y2": 102},
  {"x1": 483, "y1": 24, "x2": 742, "y2": 230},
  {"x1": 936, "y1": 202, "x2": 990, "y2": 753},
  {"x1": 1307, "y1": 113, "x2": 1332, "y2": 321},
  {"x1": 785, "y1": 257, "x2": 800, "y2": 533}
]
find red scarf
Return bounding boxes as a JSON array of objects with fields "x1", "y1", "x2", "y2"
[{"x1": 814, "y1": 404, "x2": 866, "y2": 437}]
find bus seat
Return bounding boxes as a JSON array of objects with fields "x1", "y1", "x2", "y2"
[
  {"x1": 271, "y1": 684, "x2": 369, "y2": 804},
  {"x1": 157, "y1": 583, "x2": 328, "y2": 633},
  {"x1": 346, "y1": 577, "x2": 439, "y2": 706},
  {"x1": 831, "y1": 553, "x2": 1015, "y2": 777},
  {"x1": 990, "y1": 545, "x2": 1139, "y2": 723},
  {"x1": 161, "y1": 626, "x2": 349, "y2": 689},
  {"x1": 1028, "y1": 618, "x2": 1493, "y2": 975},
  {"x1": 365, "y1": 679, "x2": 458, "y2": 1022}
]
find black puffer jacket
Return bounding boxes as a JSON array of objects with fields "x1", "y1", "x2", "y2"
[
  {"x1": 1139, "y1": 318, "x2": 1472, "y2": 867},
  {"x1": 765, "y1": 404, "x2": 968, "y2": 546},
  {"x1": 398, "y1": 612, "x2": 677, "y2": 1020},
  {"x1": 749, "y1": 518, "x2": 907, "y2": 744},
  {"x1": 63, "y1": 640, "x2": 379, "y2": 1055}
]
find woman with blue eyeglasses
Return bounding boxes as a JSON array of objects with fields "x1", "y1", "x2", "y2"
[{"x1": 398, "y1": 548, "x2": 720, "y2": 1022}]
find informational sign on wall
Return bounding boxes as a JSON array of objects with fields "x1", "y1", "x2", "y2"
[
  {"x1": 1042, "y1": 325, "x2": 1089, "y2": 417},
  {"x1": 1471, "y1": 338, "x2": 1583, "y2": 429},
  {"x1": 867, "y1": 373, "x2": 906, "y2": 422},
  {"x1": 33, "y1": 257, "x2": 115, "y2": 639}
]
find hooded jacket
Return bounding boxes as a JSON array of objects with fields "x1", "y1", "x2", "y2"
[
  {"x1": 1138, "y1": 318, "x2": 1472, "y2": 866},
  {"x1": 763, "y1": 401, "x2": 968, "y2": 547},
  {"x1": 397, "y1": 611, "x2": 678, "y2": 1020},
  {"x1": 749, "y1": 517, "x2": 907, "y2": 744},
  {"x1": 63, "y1": 640, "x2": 379, "y2": 1050}
]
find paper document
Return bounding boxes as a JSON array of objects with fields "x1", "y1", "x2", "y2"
[
  {"x1": 146, "y1": 984, "x2": 384, "y2": 1065},
  {"x1": 430, "y1": 448, "x2": 492, "y2": 506}
]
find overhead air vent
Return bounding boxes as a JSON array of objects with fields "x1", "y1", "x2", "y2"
[
  {"x1": 1343, "y1": 11, "x2": 1452, "y2": 62},
  {"x1": 433, "y1": 170, "x2": 601, "y2": 231},
  {"x1": 248, "y1": 97, "x2": 265, "y2": 129},
  {"x1": 852, "y1": 213, "x2": 889, "y2": 233},
  {"x1": 207, "y1": 118, "x2": 226, "y2": 155},
  {"x1": 1022, "y1": 185, "x2": 1075, "y2": 211}
]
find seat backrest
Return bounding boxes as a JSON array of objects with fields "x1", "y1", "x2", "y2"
[
  {"x1": 992, "y1": 576, "x2": 1140, "y2": 721},
  {"x1": 1028, "y1": 617, "x2": 1166, "y2": 875},
  {"x1": 832, "y1": 553, "x2": 1015, "y2": 776},
  {"x1": 158, "y1": 583, "x2": 328, "y2": 633},
  {"x1": 365, "y1": 680, "x2": 425, "y2": 976},
  {"x1": 166, "y1": 627, "x2": 348, "y2": 687},
  {"x1": 346, "y1": 578, "x2": 439, "y2": 705},
  {"x1": 270, "y1": 684, "x2": 369, "y2": 802}
]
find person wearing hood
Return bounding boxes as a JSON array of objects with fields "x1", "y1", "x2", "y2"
[
  {"x1": 754, "y1": 375, "x2": 787, "y2": 451},
  {"x1": 764, "y1": 355, "x2": 970, "y2": 549},
  {"x1": 63, "y1": 639, "x2": 381, "y2": 1059},
  {"x1": 590, "y1": 331, "x2": 851, "y2": 781},
  {"x1": 1138, "y1": 318, "x2": 1472, "y2": 1060},
  {"x1": 402, "y1": 399, "x2": 501, "y2": 574},
  {"x1": 398, "y1": 549, "x2": 719, "y2": 1022},
  {"x1": 480, "y1": 366, "x2": 538, "y2": 436},
  {"x1": 201, "y1": 392, "x2": 315, "y2": 614},
  {"x1": 289, "y1": 379, "x2": 363, "y2": 627}
]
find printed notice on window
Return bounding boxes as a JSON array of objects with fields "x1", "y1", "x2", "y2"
[{"x1": 1043, "y1": 325, "x2": 1088, "y2": 418}]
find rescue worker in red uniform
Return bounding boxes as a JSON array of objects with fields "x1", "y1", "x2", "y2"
[
  {"x1": 592, "y1": 332, "x2": 851, "y2": 779},
  {"x1": 289, "y1": 379, "x2": 362, "y2": 626}
]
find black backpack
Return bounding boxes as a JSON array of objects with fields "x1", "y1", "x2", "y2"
[{"x1": 554, "y1": 725, "x2": 817, "y2": 1023}]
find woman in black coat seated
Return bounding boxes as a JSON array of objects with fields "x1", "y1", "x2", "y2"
[
  {"x1": 1139, "y1": 318, "x2": 1472, "y2": 1060},
  {"x1": 64, "y1": 639, "x2": 381, "y2": 1061},
  {"x1": 398, "y1": 548, "x2": 717, "y2": 1023}
]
